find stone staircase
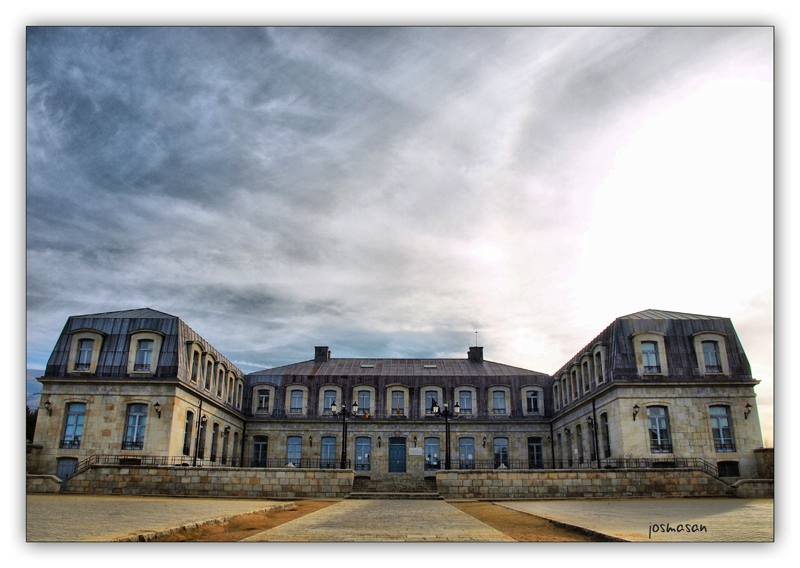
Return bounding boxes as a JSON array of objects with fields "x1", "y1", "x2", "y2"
[{"x1": 348, "y1": 474, "x2": 441, "y2": 500}]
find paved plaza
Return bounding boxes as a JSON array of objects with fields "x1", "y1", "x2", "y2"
[
  {"x1": 499, "y1": 498, "x2": 774, "y2": 542},
  {"x1": 241, "y1": 499, "x2": 514, "y2": 542},
  {"x1": 26, "y1": 494, "x2": 288, "y2": 542}
]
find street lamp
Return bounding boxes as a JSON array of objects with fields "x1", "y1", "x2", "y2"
[
  {"x1": 431, "y1": 399, "x2": 459, "y2": 470},
  {"x1": 331, "y1": 400, "x2": 358, "y2": 469}
]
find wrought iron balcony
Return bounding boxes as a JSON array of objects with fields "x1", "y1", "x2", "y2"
[
  {"x1": 643, "y1": 365, "x2": 661, "y2": 374},
  {"x1": 706, "y1": 365, "x2": 723, "y2": 373},
  {"x1": 121, "y1": 439, "x2": 144, "y2": 450},
  {"x1": 133, "y1": 363, "x2": 150, "y2": 371},
  {"x1": 714, "y1": 440, "x2": 736, "y2": 452},
  {"x1": 60, "y1": 437, "x2": 81, "y2": 449},
  {"x1": 650, "y1": 441, "x2": 673, "y2": 453}
]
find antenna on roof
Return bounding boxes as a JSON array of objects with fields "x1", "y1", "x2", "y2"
[{"x1": 475, "y1": 331, "x2": 478, "y2": 347}]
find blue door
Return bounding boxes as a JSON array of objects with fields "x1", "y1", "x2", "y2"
[{"x1": 388, "y1": 437, "x2": 406, "y2": 473}]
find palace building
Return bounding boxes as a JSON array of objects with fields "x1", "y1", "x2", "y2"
[{"x1": 30, "y1": 307, "x2": 765, "y2": 483}]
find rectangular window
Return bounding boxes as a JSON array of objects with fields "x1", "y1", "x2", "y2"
[
  {"x1": 717, "y1": 461, "x2": 740, "y2": 477},
  {"x1": 459, "y1": 391, "x2": 473, "y2": 414},
  {"x1": 424, "y1": 437, "x2": 441, "y2": 470},
  {"x1": 221, "y1": 429, "x2": 229, "y2": 465},
  {"x1": 210, "y1": 423, "x2": 219, "y2": 462},
  {"x1": 594, "y1": 352, "x2": 604, "y2": 383},
  {"x1": 323, "y1": 390, "x2": 336, "y2": 414},
  {"x1": 526, "y1": 391, "x2": 539, "y2": 413},
  {"x1": 391, "y1": 391, "x2": 404, "y2": 415},
  {"x1": 227, "y1": 378, "x2": 234, "y2": 404},
  {"x1": 183, "y1": 411, "x2": 193, "y2": 456},
  {"x1": 191, "y1": 351, "x2": 199, "y2": 382},
  {"x1": 647, "y1": 406, "x2": 672, "y2": 453},
  {"x1": 205, "y1": 362, "x2": 213, "y2": 391},
  {"x1": 493, "y1": 437, "x2": 509, "y2": 468},
  {"x1": 602, "y1": 413, "x2": 611, "y2": 458},
  {"x1": 492, "y1": 391, "x2": 506, "y2": 414},
  {"x1": 197, "y1": 419, "x2": 206, "y2": 459},
  {"x1": 425, "y1": 391, "x2": 437, "y2": 414},
  {"x1": 122, "y1": 404, "x2": 147, "y2": 450},
  {"x1": 61, "y1": 402, "x2": 86, "y2": 449},
  {"x1": 252, "y1": 436, "x2": 268, "y2": 467},
  {"x1": 577, "y1": 425, "x2": 584, "y2": 465},
  {"x1": 527, "y1": 437, "x2": 543, "y2": 469},
  {"x1": 286, "y1": 436, "x2": 302, "y2": 467},
  {"x1": 217, "y1": 370, "x2": 224, "y2": 397},
  {"x1": 566, "y1": 433, "x2": 573, "y2": 467},
  {"x1": 289, "y1": 390, "x2": 303, "y2": 414},
  {"x1": 357, "y1": 391, "x2": 371, "y2": 414},
  {"x1": 321, "y1": 436, "x2": 337, "y2": 468},
  {"x1": 642, "y1": 342, "x2": 661, "y2": 373},
  {"x1": 459, "y1": 437, "x2": 475, "y2": 469},
  {"x1": 257, "y1": 391, "x2": 270, "y2": 412},
  {"x1": 355, "y1": 437, "x2": 371, "y2": 471},
  {"x1": 75, "y1": 339, "x2": 93, "y2": 371},
  {"x1": 582, "y1": 362, "x2": 590, "y2": 392},
  {"x1": 133, "y1": 339, "x2": 153, "y2": 371},
  {"x1": 703, "y1": 341, "x2": 722, "y2": 373},
  {"x1": 710, "y1": 405, "x2": 735, "y2": 452}
]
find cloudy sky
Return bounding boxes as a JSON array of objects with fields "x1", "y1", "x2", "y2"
[{"x1": 25, "y1": 27, "x2": 773, "y2": 442}]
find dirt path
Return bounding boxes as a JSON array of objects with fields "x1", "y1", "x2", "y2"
[
  {"x1": 152, "y1": 499, "x2": 597, "y2": 542},
  {"x1": 450, "y1": 502, "x2": 599, "y2": 542},
  {"x1": 151, "y1": 500, "x2": 337, "y2": 542}
]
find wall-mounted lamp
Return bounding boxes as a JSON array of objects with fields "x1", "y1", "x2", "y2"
[
  {"x1": 153, "y1": 401, "x2": 161, "y2": 418},
  {"x1": 201, "y1": 414, "x2": 208, "y2": 426},
  {"x1": 377, "y1": 436, "x2": 381, "y2": 448},
  {"x1": 482, "y1": 436, "x2": 486, "y2": 447},
  {"x1": 413, "y1": 436, "x2": 417, "y2": 447},
  {"x1": 243, "y1": 434, "x2": 249, "y2": 442},
  {"x1": 564, "y1": 427, "x2": 571, "y2": 437},
  {"x1": 546, "y1": 436, "x2": 552, "y2": 444},
  {"x1": 633, "y1": 404, "x2": 640, "y2": 421},
  {"x1": 309, "y1": 436, "x2": 313, "y2": 447},
  {"x1": 744, "y1": 402, "x2": 752, "y2": 420},
  {"x1": 586, "y1": 416, "x2": 593, "y2": 428},
  {"x1": 43, "y1": 400, "x2": 52, "y2": 416},
  {"x1": 224, "y1": 426, "x2": 231, "y2": 434}
]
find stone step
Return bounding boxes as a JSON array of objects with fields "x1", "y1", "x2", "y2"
[{"x1": 347, "y1": 492, "x2": 443, "y2": 500}]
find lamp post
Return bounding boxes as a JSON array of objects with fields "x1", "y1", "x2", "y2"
[
  {"x1": 431, "y1": 399, "x2": 460, "y2": 470},
  {"x1": 331, "y1": 400, "x2": 358, "y2": 469}
]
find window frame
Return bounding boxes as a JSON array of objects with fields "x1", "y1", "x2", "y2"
[
  {"x1": 67, "y1": 329, "x2": 106, "y2": 374},
  {"x1": 692, "y1": 331, "x2": 729, "y2": 375},
  {"x1": 710, "y1": 405, "x2": 736, "y2": 452},
  {"x1": 631, "y1": 332, "x2": 669, "y2": 376},
  {"x1": 286, "y1": 436, "x2": 302, "y2": 467},
  {"x1": 122, "y1": 403, "x2": 148, "y2": 451},
  {"x1": 60, "y1": 402, "x2": 86, "y2": 449},
  {"x1": 647, "y1": 405, "x2": 672, "y2": 453},
  {"x1": 128, "y1": 330, "x2": 165, "y2": 375},
  {"x1": 355, "y1": 437, "x2": 371, "y2": 471},
  {"x1": 424, "y1": 437, "x2": 441, "y2": 470}
]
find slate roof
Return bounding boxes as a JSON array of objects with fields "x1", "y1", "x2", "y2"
[
  {"x1": 249, "y1": 358, "x2": 546, "y2": 378},
  {"x1": 73, "y1": 307, "x2": 178, "y2": 319},
  {"x1": 618, "y1": 309, "x2": 724, "y2": 320}
]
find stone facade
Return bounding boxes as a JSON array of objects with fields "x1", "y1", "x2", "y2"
[
  {"x1": 435, "y1": 469, "x2": 733, "y2": 499},
  {"x1": 31, "y1": 307, "x2": 768, "y2": 491},
  {"x1": 754, "y1": 448, "x2": 774, "y2": 479},
  {"x1": 26, "y1": 474, "x2": 62, "y2": 493},
  {"x1": 62, "y1": 465, "x2": 353, "y2": 498}
]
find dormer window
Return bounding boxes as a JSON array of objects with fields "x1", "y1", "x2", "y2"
[
  {"x1": 75, "y1": 339, "x2": 93, "y2": 371},
  {"x1": 641, "y1": 341, "x2": 661, "y2": 373},
  {"x1": 133, "y1": 339, "x2": 153, "y2": 371},
  {"x1": 703, "y1": 341, "x2": 722, "y2": 373}
]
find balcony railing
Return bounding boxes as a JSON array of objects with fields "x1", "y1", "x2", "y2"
[
  {"x1": 643, "y1": 365, "x2": 661, "y2": 374},
  {"x1": 650, "y1": 441, "x2": 673, "y2": 453},
  {"x1": 60, "y1": 437, "x2": 81, "y2": 449},
  {"x1": 74, "y1": 362, "x2": 91, "y2": 371},
  {"x1": 714, "y1": 440, "x2": 736, "y2": 452},
  {"x1": 706, "y1": 365, "x2": 723, "y2": 373},
  {"x1": 121, "y1": 440, "x2": 144, "y2": 450},
  {"x1": 133, "y1": 363, "x2": 150, "y2": 371}
]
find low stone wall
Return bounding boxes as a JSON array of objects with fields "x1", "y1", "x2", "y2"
[
  {"x1": 732, "y1": 479, "x2": 773, "y2": 498},
  {"x1": 26, "y1": 474, "x2": 62, "y2": 494},
  {"x1": 435, "y1": 469, "x2": 733, "y2": 499},
  {"x1": 63, "y1": 466, "x2": 354, "y2": 498},
  {"x1": 754, "y1": 448, "x2": 774, "y2": 479}
]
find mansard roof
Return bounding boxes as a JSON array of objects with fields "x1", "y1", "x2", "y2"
[
  {"x1": 618, "y1": 309, "x2": 724, "y2": 320},
  {"x1": 73, "y1": 307, "x2": 178, "y2": 319},
  {"x1": 250, "y1": 358, "x2": 546, "y2": 378}
]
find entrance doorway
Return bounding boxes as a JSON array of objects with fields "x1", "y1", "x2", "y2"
[{"x1": 388, "y1": 437, "x2": 406, "y2": 472}]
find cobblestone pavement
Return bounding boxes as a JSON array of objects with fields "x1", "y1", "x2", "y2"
[
  {"x1": 498, "y1": 498, "x2": 774, "y2": 542},
  {"x1": 26, "y1": 494, "x2": 288, "y2": 542},
  {"x1": 242, "y1": 499, "x2": 515, "y2": 542}
]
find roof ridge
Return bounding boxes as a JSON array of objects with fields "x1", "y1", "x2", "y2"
[
  {"x1": 618, "y1": 308, "x2": 724, "y2": 320},
  {"x1": 73, "y1": 307, "x2": 178, "y2": 319}
]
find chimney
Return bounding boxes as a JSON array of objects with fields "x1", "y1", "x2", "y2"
[
  {"x1": 468, "y1": 346, "x2": 484, "y2": 363},
  {"x1": 314, "y1": 346, "x2": 331, "y2": 363}
]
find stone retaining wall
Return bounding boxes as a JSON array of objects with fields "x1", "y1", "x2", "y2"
[
  {"x1": 26, "y1": 474, "x2": 62, "y2": 494},
  {"x1": 435, "y1": 469, "x2": 732, "y2": 499},
  {"x1": 754, "y1": 448, "x2": 774, "y2": 479},
  {"x1": 62, "y1": 465, "x2": 354, "y2": 498},
  {"x1": 732, "y1": 479, "x2": 773, "y2": 498}
]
